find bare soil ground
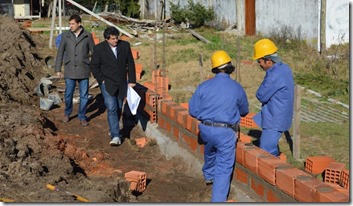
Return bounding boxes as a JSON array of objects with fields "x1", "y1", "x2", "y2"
[{"x1": 0, "y1": 16, "x2": 212, "y2": 202}]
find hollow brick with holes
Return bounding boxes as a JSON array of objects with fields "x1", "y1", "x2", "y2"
[
  {"x1": 324, "y1": 162, "x2": 346, "y2": 184},
  {"x1": 304, "y1": 156, "x2": 335, "y2": 175},
  {"x1": 339, "y1": 169, "x2": 349, "y2": 189}
]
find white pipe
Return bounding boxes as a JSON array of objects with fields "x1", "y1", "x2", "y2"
[
  {"x1": 65, "y1": 0, "x2": 134, "y2": 38},
  {"x1": 58, "y1": 0, "x2": 62, "y2": 34}
]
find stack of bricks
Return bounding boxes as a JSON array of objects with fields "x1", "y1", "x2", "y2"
[
  {"x1": 130, "y1": 48, "x2": 143, "y2": 81},
  {"x1": 124, "y1": 171, "x2": 147, "y2": 193},
  {"x1": 143, "y1": 69, "x2": 172, "y2": 100},
  {"x1": 143, "y1": 90, "x2": 161, "y2": 123},
  {"x1": 234, "y1": 147, "x2": 349, "y2": 202}
]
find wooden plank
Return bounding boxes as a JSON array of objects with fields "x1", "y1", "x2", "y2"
[
  {"x1": 189, "y1": 30, "x2": 211, "y2": 44},
  {"x1": 293, "y1": 85, "x2": 301, "y2": 160}
]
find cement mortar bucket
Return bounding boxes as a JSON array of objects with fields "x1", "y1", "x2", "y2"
[
  {"x1": 40, "y1": 97, "x2": 54, "y2": 111},
  {"x1": 48, "y1": 92, "x2": 62, "y2": 105}
]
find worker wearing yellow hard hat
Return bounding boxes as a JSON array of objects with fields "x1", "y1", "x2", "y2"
[
  {"x1": 252, "y1": 38, "x2": 294, "y2": 156},
  {"x1": 189, "y1": 50, "x2": 249, "y2": 202}
]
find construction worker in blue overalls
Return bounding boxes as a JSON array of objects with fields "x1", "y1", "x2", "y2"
[
  {"x1": 189, "y1": 50, "x2": 249, "y2": 202},
  {"x1": 252, "y1": 39, "x2": 294, "y2": 156}
]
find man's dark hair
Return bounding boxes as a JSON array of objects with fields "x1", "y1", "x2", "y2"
[
  {"x1": 103, "y1": 27, "x2": 120, "y2": 40},
  {"x1": 211, "y1": 63, "x2": 235, "y2": 74},
  {"x1": 69, "y1": 14, "x2": 81, "y2": 23}
]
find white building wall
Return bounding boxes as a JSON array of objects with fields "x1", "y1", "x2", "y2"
[
  {"x1": 141, "y1": 0, "x2": 349, "y2": 49},
  {"x1": 255, "y1": 0, "x2": 319, "y2": 47},
  {"x1": 325, "y1": 0, "x2": 349, "y2": 48}
]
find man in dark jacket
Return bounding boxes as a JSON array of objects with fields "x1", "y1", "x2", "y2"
[
  {"x1": 55, "y1": 14, "x2": 95, "y2": 126},
  {"x1": 90, "y1": 27, "x2": 136, "y2": 146}
]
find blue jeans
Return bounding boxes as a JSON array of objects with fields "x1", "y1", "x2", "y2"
[
  {"x1": 259, "y1": 129, "x2": 283, "y2": 156},
  {"x1": 64, "y1": 78, "x2": 89, "y2": 121},
  {"x1": 100, "y1": 83, "x2": 123, "y2": 139},
  {"x1": 199, "y1": 124, "x2": 236, "y2": 202}
]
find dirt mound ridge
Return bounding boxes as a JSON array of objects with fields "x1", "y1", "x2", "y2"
[{"x1": 0, "y1": 16, "x2": 44, "y2": 105}]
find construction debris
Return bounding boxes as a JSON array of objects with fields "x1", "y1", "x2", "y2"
[{"x1": 124, "y1": 171, "x2": 147, "y2": 193}]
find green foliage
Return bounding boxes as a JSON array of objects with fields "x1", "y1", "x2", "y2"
[
  {"x1": 295, "y1": 73, "x2": 349, "y2": 103},
  {"x1": 170, "y1": 0, "x2": 214, "y2": 28}
]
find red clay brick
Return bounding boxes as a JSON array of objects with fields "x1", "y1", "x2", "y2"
[
  {"x1": 188, "y1": 136, "x2": 198, "y2": 152},
  {"x1": 305, "y1": 156, "x2": 335, "y2": 175},
  {"x1": 316, "y1": 186, "x2": 349, "y2": 202},
  {"x1": 165, "y1": 121, "x2": 171, "y2": 133},
  {"x1": 119, "y1": 34, "x2": 130, "y2": 41},
  {"x1": 143, "y1": 81, "x2": 155, "y2": 92},
  {"x1": 185, "y1": 115, "x2": 193, "y2": 132},
  {"x1": 131, "y1": 48, "x2": 140, "y2": 60},
  {"x1": 157, "y1": 115, "x2": 165, "y2": 129},
  {"x1": 152, "y1": 69, "x2": 162, "y2": 84},
  {"x1": 181, "y1": 133, "x2": 190, "y2": 145},
  {"x1": 236, "y1": 142, "x2": 253, "y2": 166},
  {"x1": 190, "y1": 118, "x2": 200, "y2": 135},
  {"x1": 257, "y1": 155, "x2": 289, "y2": 185},
  {"x1": 339, "y1": 169, "x2": 349, "y2": 189},
  {"x1": 294, "y1": 175, "x2": 327, "y2": 202},
  {"x1": 135, "y1": 63, "x2": 143, "y2": 73},
  {"x1": 250, "y1": 177, "x2": 265, "y2": 198},
  {"x1": 266, "y1": 189, "x2": 281, "y2": 202},
  {"x1": 173, "y1": 126, "x2": 180, "y2": 140},
  {"x1": 276, "y1": 166, "x2": 310, "y2": 198},
  {"x1": 324, "y1": 162, "x2": 346, "y2": 184},
  {"x1": 244, "y1": 146, "x2": 271, "y2": 174},
  {"x1": 179, "y1": 102, "x2": 188, "y2": 110},
  {"x1": 169, "y1": 105, "x2": 185, "y2": 121},
  {"x1": 135, "y1": 137, "x2": 149, "y2": 148},
  {"x1": 240, "y1": 112, "x2": 258, "y2": 128},
  {"x1": 176, "y1": 110, "x2": 189, "y2": 126},
  {"x1": 235, "y1": 167, "x2": 249, "y2": 184}
]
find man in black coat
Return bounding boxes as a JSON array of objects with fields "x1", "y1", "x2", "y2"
[{"x1": 90, "y1": 27, "x2": 136, "y2": 146}]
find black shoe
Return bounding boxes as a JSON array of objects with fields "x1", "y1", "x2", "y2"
[{"x1": 205, "y1": 180, "x2": 213, "y2": 185}]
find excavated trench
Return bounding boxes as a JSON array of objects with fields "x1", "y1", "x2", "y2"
[{"x1": 0, "y1": 16, "x2": 213, "y2": 202}]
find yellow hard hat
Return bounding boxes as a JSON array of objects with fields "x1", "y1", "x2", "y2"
[
  {"x1": 253, "y1": 38, "x2": 278, "y2": 60},
  {"x1": 211, "y1": 50, "x2": 232, "y2": 69}
]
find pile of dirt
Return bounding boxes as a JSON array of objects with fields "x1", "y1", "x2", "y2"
[
  {"x1": 0, "y1": 16, "x2": 44, "y2": 105},
  {"x1": 0, "y1": 16, "x2": 211, "y2": 203}
]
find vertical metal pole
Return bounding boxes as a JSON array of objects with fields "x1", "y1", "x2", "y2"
[
  {"x1": 49, "y1": 0, "x2": 57, "y2": 49},
  {"x1": 293, "y1": 85, "x2": 301, "y2": 160},
  {"x1": 320, "y1": 0, "x2": 326, "y2": 54}
]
